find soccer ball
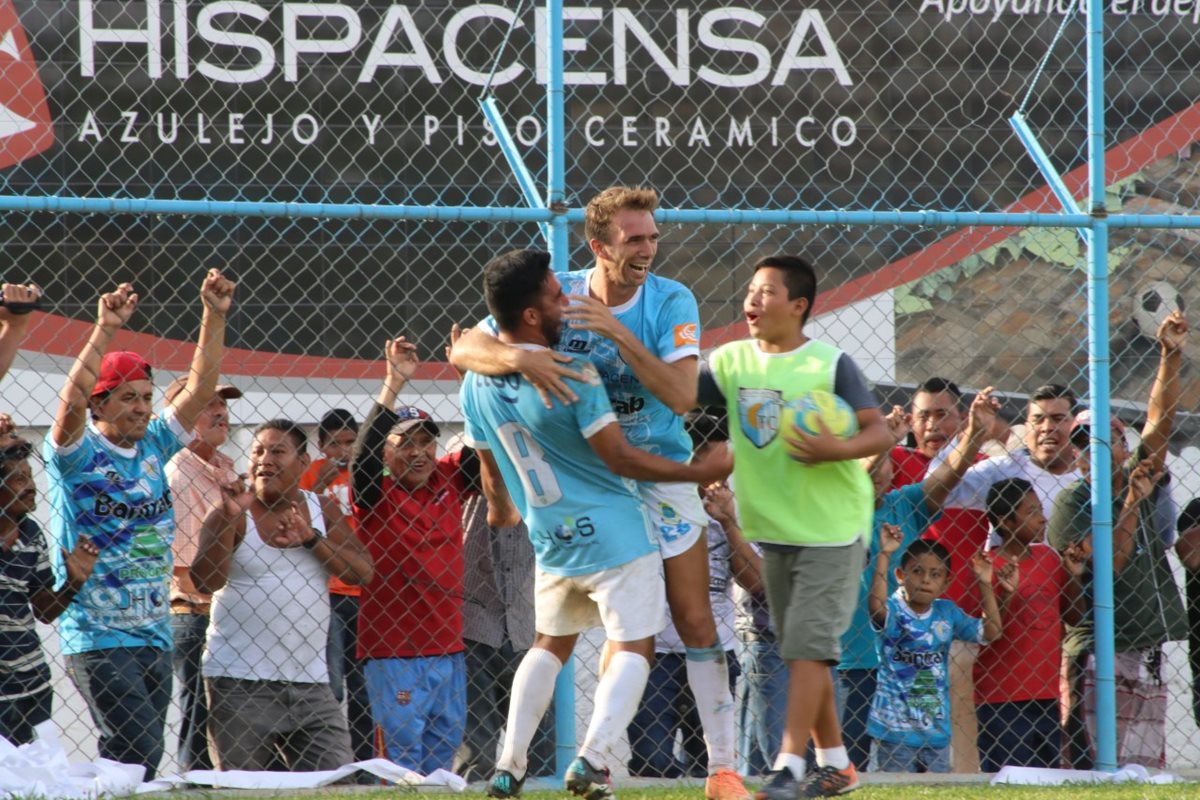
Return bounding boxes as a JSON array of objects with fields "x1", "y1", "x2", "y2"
[
  {"x1": 1133, "y1": 281, "x2": 1184, "y2": 339},
  {"x1": 783, "y1": 390, "x2": 859, "y2": 440}
]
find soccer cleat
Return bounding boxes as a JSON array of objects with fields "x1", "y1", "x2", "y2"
[
  {"x1": 486, "y1": 770, "x2": 525, "y2": 798},
  {"x1": 801, "y1": 764, "x2": 860, "y2": 797},
  {"x1": 754, "y1": 769, "x2": 800, "y2": 800},
  {"x1": 564, "y1": 756, "x2": 615, "y2": 800},
  {"x1": 705, "y1": 768, "x2": 752, "y2": 800}
]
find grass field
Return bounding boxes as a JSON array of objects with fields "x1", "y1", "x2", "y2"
[{"x1": 205, "y1": 780, "x2": 1198, "y2": 800}]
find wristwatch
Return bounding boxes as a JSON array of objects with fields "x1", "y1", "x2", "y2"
[{"x1": 302, "y1": 530, "x2": 326, "y2": 550}]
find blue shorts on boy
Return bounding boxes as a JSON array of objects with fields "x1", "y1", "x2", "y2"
[{"x1": 868, "y1": 589, "x2": 985, "y2": 749}]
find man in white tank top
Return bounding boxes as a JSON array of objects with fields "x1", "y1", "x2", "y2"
[{"x1": 191, "y1": 419, "x2": 375, "y2": 772}]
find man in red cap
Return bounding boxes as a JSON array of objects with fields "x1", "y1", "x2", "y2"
[
  {"x1": 43, "y1": 271, "x2": 235, "y2": 780},
  {"x1": 163, "y1": 376, "x2": 242, "y2": 772}
]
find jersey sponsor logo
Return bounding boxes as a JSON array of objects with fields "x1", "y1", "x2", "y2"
[
  {"x1": 93, "y1": 490, "x2": 173, "y2": 521},
  {"x1": 612, "y1": 394, "x2": 645, "y2": 415},
  {"x1": 737, "y1": 388, "x2": 782, "y2": 448},
  {"x1": 673, "y1": 322, "x2": 699, "y2": 347},
  {"x1": 0, "y1": 1, "x2": 54, "y2": 170},
  {"x1": 563, "y1": 336, "x2": 591, "y2": 354},
  {"x1": 891, "y1": 647, "x2": 944, "y2": 669}
]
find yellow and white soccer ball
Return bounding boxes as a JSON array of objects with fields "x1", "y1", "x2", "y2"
[{"x1": 782, "y1": 390, "x2": 859, "y2": 441}]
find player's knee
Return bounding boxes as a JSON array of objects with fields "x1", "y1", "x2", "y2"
[{"x1": 672, "y1": 608, "x2": 718, "y2": 647}]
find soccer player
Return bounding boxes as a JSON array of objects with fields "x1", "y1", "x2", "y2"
[
  {"x1": 451, "y1": 187, "x2": 748, "y2": 800},
  {"x1": 700, "y1": 255, "x2": 892, "y2": 797},
  {"x1": 459, "y1": 249, "x2": 731, "y2": 800}
]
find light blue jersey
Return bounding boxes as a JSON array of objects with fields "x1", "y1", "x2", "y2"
[
  {"x1": 559, "y1": 269, "x2": 698, "y2": 463},
  {"x1": 867, "y1": 590, "x2": 985, "y2": 747},
  {"x1": 483, "y1": 269, "x2": 700, "y2": 465},
  {"x1": 460, "y1": 354, "x2": 657, "y2": 577},
  {"x1": 44, "y1": 414, "x2": 190, "y2": 654}
]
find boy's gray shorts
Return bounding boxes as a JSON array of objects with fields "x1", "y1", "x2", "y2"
[{"x1": 763, "y1": 539, "x2": 865, "y2": 663}]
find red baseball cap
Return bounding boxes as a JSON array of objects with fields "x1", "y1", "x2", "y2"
[{"x1": 92, "y1": 352, "x2": 152, "y2": 397}]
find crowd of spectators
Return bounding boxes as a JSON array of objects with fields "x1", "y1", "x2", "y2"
[{"x1": 1, "y1": 226, "x2": 1199, "y2": 790}]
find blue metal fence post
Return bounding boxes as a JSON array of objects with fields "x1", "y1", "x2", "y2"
[
  {"x1": 544, "y1": 0, "x2": 576, "y2": 781},
  {"x1": 1085, "y1": 0, "x2": 1118, "y2": 773}
]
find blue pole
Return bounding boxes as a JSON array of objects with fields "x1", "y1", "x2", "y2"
[
  {"x1": 1009, "y1": 113, "x2": 1090, "y2": 246},
  {"x1": 544, "y1": 0, "x2": 576, "y2": 780},
  {"x1": 3, "y1": 193, "x2": 1200, "y2": 230},
  {"x1": 1085, "y1": 0, "x2": 1117, "y2": 773}
]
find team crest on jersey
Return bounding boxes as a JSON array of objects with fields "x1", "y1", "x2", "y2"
[
  {"x1": 737, "y1": 388, "x2": 782, "y2": 449},
  {"x1": 142, "y1": 456, "x2": 160, "y2": 481}
]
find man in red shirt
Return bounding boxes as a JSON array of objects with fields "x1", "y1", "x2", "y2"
[
  {"x1": 351, "y1": 337, "x2": 477, "y2": 775},
  {"x1": 889, "y1": 377, "x2": 1006, "y2": 773}
]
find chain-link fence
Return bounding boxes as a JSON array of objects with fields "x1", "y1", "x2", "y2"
[{"x1": 2, "y1": 0, "x2": 1200, "y2": 785}]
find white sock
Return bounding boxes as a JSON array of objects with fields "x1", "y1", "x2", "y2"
[
  {"x1": 578, "y1": 650, "x2": 650, "y2": 770},
  {"x1": 685, "y1": 645, "x2": 736, "y2": 771},
  {"x1": 815, "y1": 746, "x2": 850, "y2": 770},
  {"x1": 772, "y1": 752, "x2": 806, "y2": 781},
  {"x1": 496, "y1": 647, "x2": 561, "y2": 780}
]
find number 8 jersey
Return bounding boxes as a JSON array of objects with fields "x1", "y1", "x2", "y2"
[{"x1": 460, "y1": 350, "x2": 657, "y2": 577}]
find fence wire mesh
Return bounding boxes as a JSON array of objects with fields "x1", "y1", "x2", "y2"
[{"x1": 1, "y1": 0, "x2": 1200, "y2": 784}]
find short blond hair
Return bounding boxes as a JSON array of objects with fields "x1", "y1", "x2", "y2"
[{"x1": 584, "y1": 186, "x2": 659, "y2": 245}]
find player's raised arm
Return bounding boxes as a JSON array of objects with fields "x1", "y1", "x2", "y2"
[{"x1": 449, "y1": 326, "x2": 583, "y2": 407}]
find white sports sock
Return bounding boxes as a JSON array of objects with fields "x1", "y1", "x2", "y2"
[
  {"x1": 815, "y1": 746, "x2": 850, "y2": 770},
  {"x1": 496, "y1": 647, "x2": 561, "y2": 780},
  {"x1": 685, "y1": 645, "x2": 736, "y2": 771},
  {"x1": 772, "y1": 752, "x2": 807, "y2": 781},
  {"x1": 578, "y1": 650, "x2": 650, "y2": 769}
]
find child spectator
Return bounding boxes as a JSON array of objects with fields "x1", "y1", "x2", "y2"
[
  {"x1": 0, "y1": 419, "x2": 98, "y2": 744},
  {"x1": 867, "y1": 534, "x2": 1007, "y2": 773},
  {"x1": 837, "y1": 391, "x2": 996, "y2": 772},
  {"x1": 700, "y1": 255, "x2": 895, "y2": 797},
  {"x1": 967, "y1": 478, "x2": 1085, "y2": 772}
]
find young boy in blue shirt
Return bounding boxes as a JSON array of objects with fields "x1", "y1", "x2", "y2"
[
  {"x1": 866, "y1": 533, "x2": 1009, "y2": 772},
  {"x1": 837, "y1": 389, "x2": 997, "y2": 770}
]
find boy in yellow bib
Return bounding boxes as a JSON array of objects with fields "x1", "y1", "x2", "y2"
[{"x1": 700, "y1": 255, "x2": 893, "y2": 798}]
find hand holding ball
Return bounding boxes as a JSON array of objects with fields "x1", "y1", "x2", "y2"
[{"x1": 782, "y1": 391, "x2": 858, "y2": 463}]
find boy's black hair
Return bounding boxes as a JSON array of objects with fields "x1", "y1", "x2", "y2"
[
  {"x1": 685, "y1": 411, "x2": 728, "y2": 449},
  {"x1": 483, "y1": 249, "x2": 553, "y2": 333},
  {"x1": 752, "y1": 254, "x2": 817, "y2": 324},
  {"x1": 901, "y1": 538, "x2": 952, "y2": 571},
  {"x1": 317, "y1": 408, "x2": 359, "y2": 446},
  {"x1": 915, "y1": 377, "x2": 962, "y2": 402},
  {"x1": 254, "y1": 419, "x2": 307, "y2": 454},
  {"x1": 985, "y1": 477, "x2": 1035, "y2": 530}
]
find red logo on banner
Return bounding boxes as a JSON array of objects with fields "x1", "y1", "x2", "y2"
[{"x1": 0, "y1": 0, "x2": 54, "y2": 171}]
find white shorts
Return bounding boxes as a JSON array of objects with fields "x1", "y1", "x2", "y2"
[
  {"x1": 534, "y1": 552, "x2": 668, "y2": 641},
  {"x1": 642, "y1": 481, "x2": 707, "y2": 559}
]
